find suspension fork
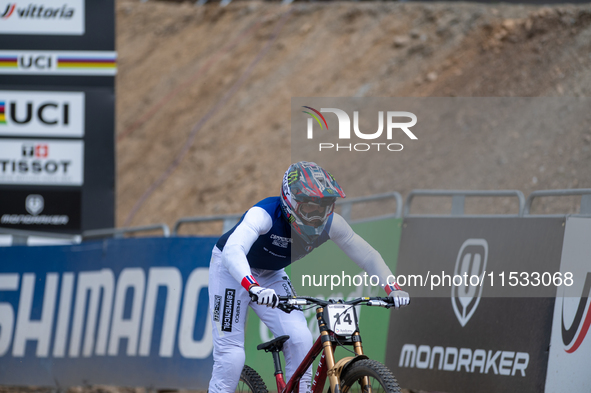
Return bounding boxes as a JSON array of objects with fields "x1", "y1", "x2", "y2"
[
  {"x1": 352, "y1": 331, "x2": 372, "y2": 393},
  {"x1": 316, "y1": 307, "x2": 341, "y2": 393}
]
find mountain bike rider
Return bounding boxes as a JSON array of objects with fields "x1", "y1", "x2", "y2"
[{"x1": 208, "y1": 161, "x2": 410, "y2": 393}]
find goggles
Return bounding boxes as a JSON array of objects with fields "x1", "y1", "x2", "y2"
[{"x1": 295, "y1": 198, "x2": 336, "y2": 227}]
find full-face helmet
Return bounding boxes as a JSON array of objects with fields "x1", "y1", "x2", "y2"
[{"x1": 280, "y1": 161, "x2": 346, "y2": 244}]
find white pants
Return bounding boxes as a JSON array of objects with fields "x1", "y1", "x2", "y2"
[{"x1": 208, "y1": 247, "x2": 313, "y2": 393}]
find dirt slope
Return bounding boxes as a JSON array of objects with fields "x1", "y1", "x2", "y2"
[{"x1": 115, "y1": 0, "x2": 591, "y2": 232}]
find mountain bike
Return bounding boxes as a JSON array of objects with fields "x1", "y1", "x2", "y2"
[{"x1": 237, "y1": 295, "x2": 402, "y2": 393}]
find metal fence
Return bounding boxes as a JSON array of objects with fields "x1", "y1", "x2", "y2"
[{"x1": 1, "y1": 189, "x2": 590, "y2": 244}]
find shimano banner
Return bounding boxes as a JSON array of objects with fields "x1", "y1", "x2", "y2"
[
  {"x1": 385, "y1": 217, "x2": 565, "y2": 393},
  {"x1": 0, "y1": 236, "x2": 216, "y2": 389}
]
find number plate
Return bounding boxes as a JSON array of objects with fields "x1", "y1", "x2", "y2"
[{"x1": 324, "y1": 304, "x2": 358, "y2": 336}]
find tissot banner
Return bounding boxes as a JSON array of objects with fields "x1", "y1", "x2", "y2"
[
  {"x1": 385, "y1": 217, "x2": 565, "y2": 393},
  {"x1": 0, "y1": 139, "x2": 84, "y2": 185},
  {"x1": 0, "y1": 237, "x2": 216, "y2": 389}
]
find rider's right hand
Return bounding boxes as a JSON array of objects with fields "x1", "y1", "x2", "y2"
[{"x1": 249, "y1": 286, "x2": 279, "y2": 308}]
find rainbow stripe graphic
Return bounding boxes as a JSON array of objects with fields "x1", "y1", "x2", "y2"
[
  {"x1": 302, "y1": 106, "x2": 328, "y2": 130},
  {"x1": 0, "y1": 56, "x2": 18, "y2": 68},
  {"x1": 57, "y1": 56, "x2": 117, "y2": 70},
  {"x1": 0, "y1": 101, "x2": 5, "y2": 125}
]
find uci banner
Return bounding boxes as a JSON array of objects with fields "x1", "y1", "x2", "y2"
[{"x1": 0, "y1": 237, "x2": 216, "y2": 389}]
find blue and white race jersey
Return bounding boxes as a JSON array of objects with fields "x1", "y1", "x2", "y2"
[
  {"x1": 216, "y1": 197, "x2": 332, "y2": 270},
  {"x1": 213, "y1": 196, "x2": 394, "y2": 289}
]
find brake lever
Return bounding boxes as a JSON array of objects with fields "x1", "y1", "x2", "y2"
[{"x1": 277, "y1": 302, "x2": 295, "y2": 314}]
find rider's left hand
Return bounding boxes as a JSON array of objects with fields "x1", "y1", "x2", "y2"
[{"x1": 388, "y1": 290, "x2": 410, "y2": 308}]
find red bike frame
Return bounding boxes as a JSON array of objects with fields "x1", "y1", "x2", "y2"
[{"x1": 273, "y1": 307, "x2": 366, "y2": 393}]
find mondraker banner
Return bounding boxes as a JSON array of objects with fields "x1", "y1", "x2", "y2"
[
  {"x1": 385, "y1": 217, "x2": 566, "y2": 393},
  {"x1": 0, "y1": 237, "x2": 216, "y2": 389}
]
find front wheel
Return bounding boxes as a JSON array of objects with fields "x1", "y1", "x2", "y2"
[
  {"x1": 236, "y1": 364, "x2": 268, "y2": 393},
  {"x1": 339, "y1": 359, "x2": 402, "y2": 393}
]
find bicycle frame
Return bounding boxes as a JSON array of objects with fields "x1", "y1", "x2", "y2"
[{"x1": 276, "y1": 305, "x2": 368, "y2": 393}]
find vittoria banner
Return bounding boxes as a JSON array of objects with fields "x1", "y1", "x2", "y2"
[{"x1": 0, "y1": 0, "x2": 85, "y2": 36}]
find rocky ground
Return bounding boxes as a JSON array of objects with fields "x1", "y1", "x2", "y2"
[{"x1": 114, "y1": 0, "x2": 591, "y2": 234}]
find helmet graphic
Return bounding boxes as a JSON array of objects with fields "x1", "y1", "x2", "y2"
[{"x1": 280, "y1": 161, "x2": 346, "y2": 244}]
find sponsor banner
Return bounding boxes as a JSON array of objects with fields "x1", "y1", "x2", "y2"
[
  {"x1": 386, "y1": 217, "x2": 565, "y2": 393},
  {"x1": 0, "y1": 90, "x2": 84, "y2": 137},
  {"x1": 0, "y1": 236, "x2": 217, "y2": 389},
  {"x1": 0, "y1": 190, "x2": 81, "y2": 231},
  {"x1": 545, "y1": 217, "x2": 591, "y2": 392},
  {"x1": 0, "y1": 0, "x2": 84, "y2": 36},
  {"x1": 0, "y1": 50, "x2": 116, "y2": 75},
  {"x1": 0, "y1": 139, "x2": 84, "y2": 185}
]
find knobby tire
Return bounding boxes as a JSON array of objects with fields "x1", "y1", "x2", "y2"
[
  {"x1": 339, "y1": 359, "x2": 402, "y2": 393},
  {"x1": 236, "y1": 365, "x2": 269, "y2": 393}
]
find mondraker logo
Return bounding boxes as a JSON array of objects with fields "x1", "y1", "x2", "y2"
[
  {"x1": 25, "y1": 194, "x2": 43, "y2": 215},
  {"x1": 451, "y1": 239, "x2": 488, "y2": 327},
  {"x1": 562, "y1": 272, "x2": 591, "y2": 353},
  {"x1": 303, "y1": 106, "x2": 417, "y2": 152}
]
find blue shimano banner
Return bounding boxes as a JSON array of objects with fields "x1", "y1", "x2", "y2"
[{"x1": 0, "y1": 236, "x2": 217, "y2": 389}]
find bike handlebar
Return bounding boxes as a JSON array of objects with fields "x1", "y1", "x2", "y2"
[{"x1": 276, "y1": 295, "x2": 395, "y2": 313}]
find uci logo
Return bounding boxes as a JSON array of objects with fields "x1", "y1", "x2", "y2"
[
  {"x1": 3, "y1": 100, "x2": 69, "y2": 126},
  {"x1": 303, "y1": 106, "x2": 417, "y2": 152},
  {"x1": 19, "y1": 55, "x2": 54, "y2": 70}
]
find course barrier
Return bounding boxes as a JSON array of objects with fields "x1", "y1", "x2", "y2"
[
  {"x1": 0, "y1": 237, "x2": 216, "y2": 389},
  {"x1": 0, "y1": 188, "x2": 589, "y2": 392},
  {"x1": 385, "y1": 189, "x2": 591, "y2": 393}
]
